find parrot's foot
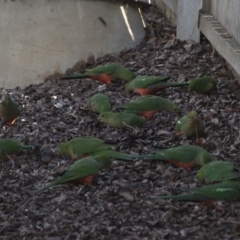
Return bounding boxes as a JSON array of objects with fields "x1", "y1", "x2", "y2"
[
  {"x1": 175, "y1": 132, "x2": 182, "y2": 137},
  {"x1": 3, "y1": 118, "x2": 18, "y2": 126}
]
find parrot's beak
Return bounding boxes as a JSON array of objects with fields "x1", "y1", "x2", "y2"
[{"x1": 98, "y1": 116, "x2": 102, "y2": 122}]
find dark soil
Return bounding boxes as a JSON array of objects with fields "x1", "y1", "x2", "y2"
[{"x1": 1, "y1": 6, "x2": 240, "y2": 240}]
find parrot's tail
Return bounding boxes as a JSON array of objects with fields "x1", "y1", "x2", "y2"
[
  {"x1": 139, "y1": 154, "x2": 168, "y2": 161},
  {"x1": 19, "y1": 145, "x2": 39, "y2": 151},
  {"x1": 150, "y1": 193, "x2": 205, "y2": 201},
  {"x1": 168, "y1": 82, "x2": 189, "y2": 87},
  {"x1": 61, "y1": 73, "x2": 89, "y2": 80},
  {"x1": 35, "y1": 180, "x2": 60, "y2": 194},
  {"x1": 115, "y1": 108, "x2": 139, "y2": 115},
  {"x1": 110, "y1": 152, "x2": 161, "y2": 161},
  {"x1": 110, "y1": 151, "x2": 139, "y2": 161}
]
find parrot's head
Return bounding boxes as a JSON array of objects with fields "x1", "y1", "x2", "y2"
[
  {"x1": 198, "y1": 151, "x2": 212, "y2": 167},
  {"x1": 188, "y1": 80, "x2": 196, "y2": 92},
  {"x1": 58, "y1": 142, "x2": 69, "y2": 155},
  {"x1": 187, "y1": 110, "x2": 198, "y2": 119},
  {"x1": 99, "y1": 112, "x2": 111, "y2": 122},
  {"x1": 94, "y1": 152, "x2": 112, "y2": 168},
  {"x1": 125, "y1": 82, "x2": 133, "y2": 92},
  {"x1": 168, "y1": 103, "x2": 180, "y2": 113},
  {"x1": 118, "y1": 67, "x2": 136, "y2": 81},
  {"x1": 1, "y1": 94, "x2": 11, "y2": 105},
  {"x1": 196, "y1": 164, "x2": 208, "y2": 181},
  {"x1": 100, "y1": 102, "x2": 111, "y2": 113}
]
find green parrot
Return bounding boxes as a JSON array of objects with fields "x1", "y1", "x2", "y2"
[
  {"x1": 116, "y1": 96, "x2": 179, "y2": 120},
  {"x1": 99, "y1": 112, "x2": 145, "y2": 128},
  {"x1": 0, "y1": 94, "x2": 20, "y2": 126},
  {"x1": 58, "y1": 136, "x2": 147, "y2": 161},
  {"x1": 147, "y1": 145, "x2": 211, "y2": 169},
  {"x1": 35, "y1": 153, "x2": 112, "y2": 193},
  {"x1": 125, "y1": 76, "x2": 189, "y2": 96},
  {"x1": 58, "y1": 136, "x2": 115, "y2": 160},
  {"x1": 196, "y1": 161, "x2": 240, "y2": 183},
  {"x1": 88, "y1": 94, "x2": 111, "y2": 113},
  {"x1": 61, "y1": 63, "x2": 136, "y2": 84},
  {"x1": 188, "y1": 76, "x2": 216, "y2": 94},
  {"x1": 91, "y1": 149, "x2": 157, "y2": 161},
  {"x1": 150, "y1": 181, "x2": 240, "y2": 202},
  {"x1": 175, "y1": 110, "x2": 204, "y2": 137},
  {"x1": 0, "y1": 138, "x2": 35, "y2": 161}
]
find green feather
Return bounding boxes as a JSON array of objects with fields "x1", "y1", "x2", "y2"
[
  {"x1": 147, "y1": 145, "x2": 212, "y2": 167},
  {"x1": 88, "y1": 94, "x2": 111, "y2": 113},
  {"x1": 91, "y1": 150, "x2": 156, "y2": 161},
  {"x1": 125, "y1": 76, "x2": 188, "y2": 92},
  {"x1": 197, "y1": 161, "x2": 240, "y2": 183},
  {"x1": 175, "y1": 111, "x2": 204, "y2": 137},
  {"x1": 58, "y1": 136, "x2": 115, "y2": 160},
  {"x1": 99, "y1": 112, "x2": 145, "y2": 128},
  {"x1": 0, "y1": 94, "x2": 20, "y2": 120},
  {"x1": 0, "y1": 138, "x2": 34, "y2": 161},
  {"x1": 188, "y1": 76, "x2": 216, "y2": 94},
  {"x1": 116, "y1": 96, "x2": 179, "y2": 113},
  {"x1": 62, "y1": 63, "x2": 136, "y2": 82},
  {"x1": 35, "y1": 154, "x2": 112, "y2": 193},
  {"x1": 150, "y1": 181, "x2": 240, "y2": 201}
]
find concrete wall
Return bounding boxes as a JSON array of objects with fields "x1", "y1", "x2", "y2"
[{"x1": 0, "y1": 0, "x2": 146, "y2": 89}]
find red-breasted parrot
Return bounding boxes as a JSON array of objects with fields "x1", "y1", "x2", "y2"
[
  {"x1": 99, "y1": 112, "x2": 145, "y2": 128},
  {"x1": 125, "y1": 76, "x2": 189, "y2": 96},
  {"x1": 197, "y1": 161, "x2": 240, "y2": 183},
  {"x1": 88, "y1": 94, "x2": 111, "y2": 113},
  {"x1": 189, "y1": 76, "x2": 216, "y2": 94},
  {"x1": 58, "y1": 136, "x2": 145, "y2": 161},
  {"x1": 147, "y1": 145, "x2": 211, "y2": 169},
  {"x1": 116, "y1": 96, "x2": 179, "y2": 119},
  {"x1": 150, "y1": 181, "x2": 240, "y2": 202},
  {"x1": 61, "y1": 63, "x2": 136, "y2": 84},
  {"x1": 0, "y1": 94, "x2": 20, "y2": 126},
  {"x1": 35, "y1": 152, "x2": 112, "y2": 193},
  {"x1": 0, "y1": 138, "x2": 35, "y2": 161},
  {"x1": 175, "y1": 110, "x2": 204, "y2": 137}
]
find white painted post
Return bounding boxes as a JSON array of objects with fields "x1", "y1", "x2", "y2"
[{"x1": 177, "y1": 0, "x2": 202, "y2": 43}]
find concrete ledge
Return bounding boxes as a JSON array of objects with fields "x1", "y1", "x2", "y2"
[
  {"x1": 199, "y1": 13, "x2": 240, "y2": 77},
  {"x1": 0, "y1": 0, "x2": 146, "y2": 89}
]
